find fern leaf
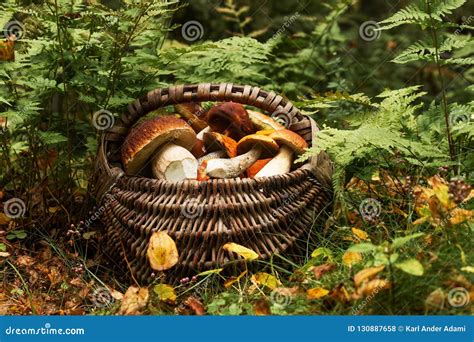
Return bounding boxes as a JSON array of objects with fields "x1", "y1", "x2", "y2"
[{"x1": 379, "y1": 4, "x2": 429, "y2": 30}]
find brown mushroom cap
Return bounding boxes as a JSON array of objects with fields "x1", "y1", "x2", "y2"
[
  {"x1": 205, "y1": 102, "x2": 254, "y2": 140},
  {"x1": 236, "y1": 134, "x2": 279, "y2": 158},
  {"x1": 269, "y1": 129, "x2": 308, "y2": 155},
  {"x1": 122, "y1": 116, "x2": 196, "y2": 174},
  {"x1": 203, "y1": 132, "x2": 238, "y2": 158}
]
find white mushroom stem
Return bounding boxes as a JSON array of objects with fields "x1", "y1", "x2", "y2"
[
  {"x1": 151, "y1": 143, "x2": 198, "y2": 181},
  {"x1": 196, "y1": 126, "x2": 211, "y2": 140},
  {"x1": 255, "y1": 145, "x2": 293, "y2": 178},
  {"x1": 198, "y1": 150, "x2": 227, "y2": 164},
  {"x1": 205, "y1": 147, "x2": 262, "y2": 178}
]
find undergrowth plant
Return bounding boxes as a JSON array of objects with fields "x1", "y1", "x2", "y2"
[{"x1": 0, "y1": 0, "x2": 179, "y2": 221}]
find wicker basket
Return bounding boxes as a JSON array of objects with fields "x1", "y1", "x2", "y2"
[{"x1": 92, "y1": 83, "x2": 333, "y2": 283}]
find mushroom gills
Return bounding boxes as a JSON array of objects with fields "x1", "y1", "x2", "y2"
[
  {"x1": 152, "y1": 143, "x2": 198, "y2": 181},
  {"x1": 255, "y1": 145, "x2": 293, "y2": 178},
  {"x1": 205, "y1": 147, "x2": 262, "y2": 179}
]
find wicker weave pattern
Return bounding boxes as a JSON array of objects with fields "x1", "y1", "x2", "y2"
[{"x1": 93, "y1": 83, "x2": 333, "y2": 283}]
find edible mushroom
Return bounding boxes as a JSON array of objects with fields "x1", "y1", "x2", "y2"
[
  {"x1": 203, "y1": 132, "x2": 238, "y2": 158},
  {"x1": 205, "y1": 102, "x2": 254, "y2": 140},
  {"x1": 121, "y1": 116, "x2": 197, "y2": 177},
  {"x1": 205, "y1": 134, "x2": 279, "y2": 179},
  {"x1": 254, "y1": 129, "x2": 308, "y2": 178}
]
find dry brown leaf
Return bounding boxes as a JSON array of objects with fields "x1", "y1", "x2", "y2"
[
  {"x1": 254, "y1": 298, "x2": 271, "y2": 315},
  {"x1": 356, "y1": 279, "x2": 390, "y2": 298},
  {"x1": 342, "y1": 251, "x2": 363, "y2": 266},
  {"x1": 307, "y1": 287, "x2": 329, "y2": 299},
  {"x1": 425, "y1": 288, "x2": 445, "y2": 311},
  {"x1": 354, "y1": 265, "x2": 385, "y2": 287},
  {"x1": 184, "y1": 296, "x2": 205, "y2": 315},
  {"x1": 119, "y1": 286, "x2": 149, "y2": 315},
  {"x1": 47, "y1": 267, "x2": 61, "y2": 286},
  {"x1": 272, "y1": 286, "x2": 301, "y2": 298},
  {"x1": 110, "y1": 289, "x2": 124, "y2": 301},
  {"x1": 69, "y1": 278, "x2": 84, "y2": 287},
  {"x1": 147, "y1": 232, "x2": 179, "y2": 271},
  {"x1": 0, "y1": 213, "x2": 11, "y2": 225},
  {"x1": 16, "y1": 255, "x2": 35, "y2": 267},
  {"x1": 312, "y1": 263, "x2": 336, "y2": 279}
]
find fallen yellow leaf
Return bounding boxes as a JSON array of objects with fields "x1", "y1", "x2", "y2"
[
  {"x1": 119, "y1": 286, "x2": 149, "y2": 315},
  {"x1": 153, "y1": 284, "x2": 176, "y2": 304},
  {"x1": 307, "y1": 287, "x2": 329, "y2": 299},
  {"x1": 147, "y1": 232, "x2": 179, "y2": 271},
  {"x1": 342, "y1": 251, "x2": 363, "y2": 266},
  {"x1": 352, "y1": 227, "x2": 368, "y2": 240},
  {"x1": 448, "y1": 208, "x2": 474, "y2": 225},
  {"x1": 354, "y1": 265, "x2": 385, "y2": 287},
  {"x1": 223, "y1": 243, "x2": 258, "y2": 260},
  {"x1": 251, "y1": 272, "x2": 281, "y2": 290}
]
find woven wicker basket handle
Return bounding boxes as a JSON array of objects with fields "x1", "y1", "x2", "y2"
[{"x1": 105, "y1": 83, "x2": 314, "y2": 144}]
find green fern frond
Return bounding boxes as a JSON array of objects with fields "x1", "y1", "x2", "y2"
[
  {"x1": 299, "y1": 91, "x2": 373, "y2": 110},
  {"x1": 392, "y1": 41, "x2": 434, "y2": 64},
  {"x1": 430, "y1": 0, "x2": 467, "y2": 20},
  {"x1": 162, "y1": 37, "x2": 273, "y2": 84},
  {"x1": 379, "y1": 0, "x2": 467, "y2": 30},
  {"x1": 442, "y1": 57, "x2": 474, "y2": 65},
  {"x1": 378, "y1": 4, "x2": 429, "y2": 30}
]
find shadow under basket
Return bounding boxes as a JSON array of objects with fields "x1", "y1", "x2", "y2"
[{"x1": 92, "y1": 83, "x2": 333, "y2": 284}]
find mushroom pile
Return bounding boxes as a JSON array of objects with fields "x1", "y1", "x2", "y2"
[{"x1": 121, "y1": 102, "x2": 308, "y2": 182}]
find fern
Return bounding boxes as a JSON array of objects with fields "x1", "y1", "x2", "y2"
[
  {"x1": 378, "y1": 0, "x2": 472, "y2": 162},
  {"x1": 379, "y1": 0, "x2": 466, "y2": 30},
  {"x1": 161, "y1": 37, "x2": 273, "y2": 84},
  {"x1": 299, "y1": 87, "x2": 449, "y2": 193},
  {"x1": 379, "y1": 4, "x2": 430, "y2": 30}
]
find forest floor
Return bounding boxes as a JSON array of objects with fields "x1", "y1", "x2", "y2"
[{"x1": 1, "y1": 174, "x2": 473, "y2": 316}]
